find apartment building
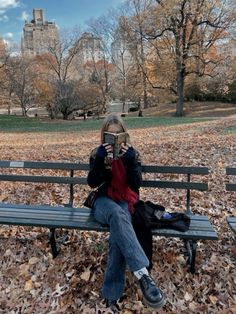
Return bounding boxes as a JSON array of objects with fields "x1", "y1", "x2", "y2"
[
  {"x1": 74, "y1": 32, "x2": 104, "y2": 64},
  {"x1": 0, "y1": 37, "x2": 6, "y2": 62},
  {"x1": 21, "y1": 9, "x2": 59, "y2": 55},
  {"x1": 111, "y1": 37, "x2": 135, "y2": 68}
]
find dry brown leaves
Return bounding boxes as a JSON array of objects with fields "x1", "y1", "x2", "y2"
[{"x1": 0, "y1": 118, "x2": 236, "y2": 313}]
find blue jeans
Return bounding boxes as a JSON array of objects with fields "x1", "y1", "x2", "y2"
[{"x1": 93, "y1": 196, "x2": 149, "y2": 300}]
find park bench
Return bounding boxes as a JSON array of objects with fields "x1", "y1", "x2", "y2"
[
  {"x1": 225, "y1": 167, "x2": 236, "y2": 234},
  {"x1": 0, "y1": 160, "x2": 217, "y2": 273}
]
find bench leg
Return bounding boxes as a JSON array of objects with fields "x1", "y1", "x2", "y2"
[
  {"x1": 184, "y1": 240, "x2": 197, "y2": 274},
  {"x1": 48, "y1": 228, "x2": 69, "y2": 258},
  {"x1": 189, "y1": 241, "x2": 197, "y2": 274},
  {"x1": 49, "y1": 228, "x2": 59, "y2": 258}
]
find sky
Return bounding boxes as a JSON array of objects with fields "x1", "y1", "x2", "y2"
[{"x1": 0, "y1": 0, "x2": 124, "y2": 44}]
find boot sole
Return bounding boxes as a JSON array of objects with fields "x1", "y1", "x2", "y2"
[{"x1": 144, "y1": 295, "x2": 166, "y2": 309}]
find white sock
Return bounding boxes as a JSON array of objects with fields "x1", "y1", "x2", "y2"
[{"x1": 133, "y1": 267, "x2": 149, "y2": 280}]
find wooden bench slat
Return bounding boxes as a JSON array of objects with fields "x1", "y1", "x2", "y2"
[
  {"x1": 226, "y1": 167, "x2": 236, "y2": 175},
  {"x1": 225, "y1": 167, "x2": 236, "y2": 234},
  {"x1": 225, "y1": 183, "x2": 236, "y2": 191},
  {"x1": 141, "y1": 165, "x2": 209, "y2": 174},
  {"x1": 0, "y1": 207, "x2": 87, "y2": 216},
  {"x1": 152, "y1": 229, "x2": 217, "y2": 240},
  {"x1": 0, "y1": 175, "x2": 88, "y2": 185},
  {"x1": 0, "y1": 216, "x2": 108, "y2": 231},
  {"x1": 142, "y1": 181, "x2": 208, "y2": 190},
  {"x1": 226, "y1": 216, "x2": 236, "y2": 234},
  {"x1": 0, "y1": 210, "x2": 95, "y2": 220},
  {"x1": 227, "y1": 217, "x2": 236, "y2": 223},
  {"x1": 0, "y1": 160, "x2": 90, "y2": 171},
  {"x1": 0, "y1": 203, "x2": 87, "y2": 213}
]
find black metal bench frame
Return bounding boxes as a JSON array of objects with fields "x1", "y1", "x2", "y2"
[
  {"x1": 226, "y1": 167, "x2": 236, "y2": 234},
  {"x1": 0, "y1": 160, "x2": 218, "y2": 273}
]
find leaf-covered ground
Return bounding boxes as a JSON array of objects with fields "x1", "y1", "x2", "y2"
[{"x1": 0, "y1": 117, "x2": 236, "y2": 314}]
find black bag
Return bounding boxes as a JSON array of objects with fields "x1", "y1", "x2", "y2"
[
  {"x1": 133, "y1": 200, "x2": 190, "y2": 232},
  {"x1": 83, "y1": 182, "x2": 105, "y2": 209},
  {"x1": 83, "y1": 190, "x2": 99, "y2": 209},
  {"x1": 133, "y1": 200, "x2": 165, "y2": 228}
]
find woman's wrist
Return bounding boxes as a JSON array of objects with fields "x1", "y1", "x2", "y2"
[{"x1": 122, "y1": 146, "x2": 136, "y2": 165}]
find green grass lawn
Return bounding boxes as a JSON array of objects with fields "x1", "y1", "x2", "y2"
[
  {"x1": 0, "y1": 114, "x2": 214, "y2": 133},
  {"x1": 226, "y1": 127, "x2": 236, "y2": 134}
]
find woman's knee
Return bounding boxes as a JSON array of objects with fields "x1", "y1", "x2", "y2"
[
  {"x1": 110, "y1": 208, "x2": 131, "y2": 227},
  {"x1": 94, "y1": 197, "x2": 124, "y2": 223}
]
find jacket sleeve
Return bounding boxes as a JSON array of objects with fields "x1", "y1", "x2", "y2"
[
  {"x1": 122, "y1": 149, "x2": 142, "y2": 192},
  {"x1": 87, "y1": 148, "x2": 112, "y2": 188}
]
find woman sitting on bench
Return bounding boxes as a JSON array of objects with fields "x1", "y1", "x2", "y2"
[{"x1": 87, "y1": 113, "x2": 165, "y2": 310}]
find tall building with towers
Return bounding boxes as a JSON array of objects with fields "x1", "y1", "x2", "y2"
[
  {"x1": 74, "y1": 32, "x2": 104, "y2": 64},
  {"x1": 0, "y1": 37, "x2": 6, "y2": 68},
  {"x1": 21, "y1": 9, "x2": 59, "y2": 56},
  {"x1": 0, "y1": 37, "x2": 6, "y2": 58}
]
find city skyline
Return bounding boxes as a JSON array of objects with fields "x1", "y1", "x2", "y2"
[{"x1": 0, "y1": 0, "x2": 124, "y2": 44}]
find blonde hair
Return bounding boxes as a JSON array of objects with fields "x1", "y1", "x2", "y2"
[{"x1": 100, "y1": 113, "x2": 128, "y2": 144}]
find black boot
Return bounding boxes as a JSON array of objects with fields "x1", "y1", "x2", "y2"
[
  {"x1": 139, "y1": 274, "x2": 165, "y2": 308},
  {"x1": 105, "y1": 299, "x2": 120, "y2": 313}
]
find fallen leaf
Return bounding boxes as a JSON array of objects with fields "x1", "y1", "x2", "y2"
[
  {"x1": 80, "y1": 271, "x2": 91, "y2": 281},
  {"x1": 230, "y1": 304, "x2": 236, "y2": 314},
  {"x1": 19, "y1": 263, "x2": 30, "y2": 275},
  {"x1": 24, "y1": 279, "x2": 33, "y2": 291},
  {"x1": 209, "y1": 295, "x2": 218, "y2": 304},
  {"x1": 0, "y1": 194, "x2": 8, "y2": 202},
  {"x1": 28, "y1": 257, "x2": 39, "y2": 265},
  {"x1": 4, "y1": 249, "x2": 12, "y2": 257},
  {"x1": 184, "y1": 292, "x2": 193, "y2": 301}
]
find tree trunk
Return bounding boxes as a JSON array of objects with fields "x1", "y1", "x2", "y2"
[
  {"x1": 8, "y1": 91, "x2": 12, "y2": 115},
  {"x1": 46, "y1": 103, "x2": 56, "y2": 119},
  {"x1": 175, "y1": 70, "x2": 185, "y2": 117},
  {"x1": 7, "y1": 103, "x2": 11, "y2": 115},
  {"x1": 21, "y1": 106, "x2": 27, "y2": 116},
  {"x1": 122, "y1": 100, "x2": 126, "y2": 113},
  {"x1": 122, "y1": 77, "x2": 126, "y2": 113},
  {"x1": 62, "y1": 111, "x2": 68, "y2": 120},
  {"x1": 175, "y1": 31, "x2": 185, "y2": 117},
  {"x1": 137, "y1": 99, "x2": 143, "y2": 116},
  {"x1": 140, "y1": 37, "x2": 148, "y2": 109},
  {"x1": 143, "y1": 77, "x2": 148, "y2": 109}
]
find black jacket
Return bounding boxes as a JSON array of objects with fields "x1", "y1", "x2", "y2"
[
  {"x1": 87, "y1": 147, "x2": 142, "y2": 196},
  {"x1": 87, "y1": 146, "x2": 153, "y2": 270}
]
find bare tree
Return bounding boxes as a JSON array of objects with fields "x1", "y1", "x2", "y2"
[
  {"x1": 55, "y1": 80, "x2": 86, "y2": 119},
  {"x1": 87, "y1": 10, "x2": 136, "y2": 112},
  {"x1": 0, "y1": 41, "x2": 15, "y2": 113},
  {"x1": 141, "y1": 0, "x2": 236, "y2": 116},
  {"x1": 87, "y1": 57, "x2": 112, "y2": 114},
  {"x1": 4, "y1": 55, "x2": 38, "y2": 116},
  {"x1": 112, "y1": 16, "x2": 138, "y2": 112},
  {"x1": 118, "y1": 0, "x2": 154, "y2": 110},
  {"x1": 38, "y1": 28, "x2": 85, "y2": 119}
]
